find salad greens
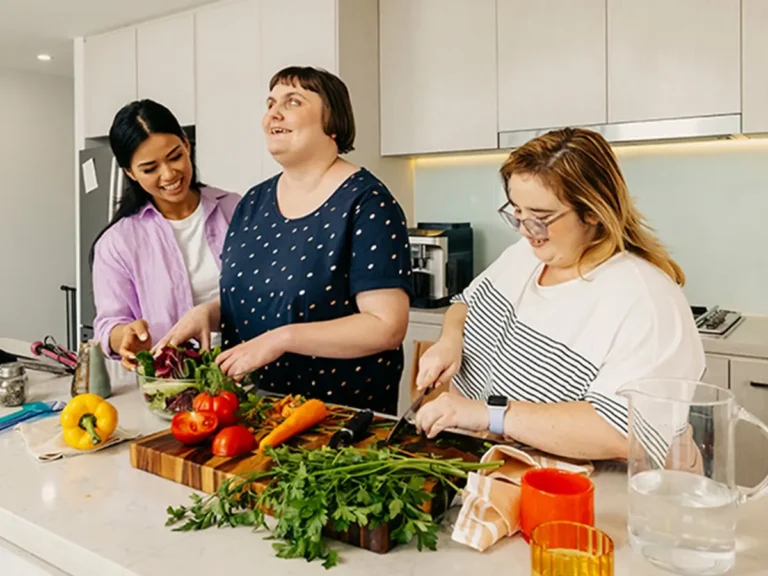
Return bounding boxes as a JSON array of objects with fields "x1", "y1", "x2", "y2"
[{"x1": 136, "y1": 344, "x2": 245, "y2": 414}]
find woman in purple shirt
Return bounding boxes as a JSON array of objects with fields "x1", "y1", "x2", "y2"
[{"x1": 90, "y1": 100, "x2": 240, "y2": 369}]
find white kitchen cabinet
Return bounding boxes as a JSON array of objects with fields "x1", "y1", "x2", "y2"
[
  {"x1": 379, "y1": 0, "x2": 497, "y2": 155},
  {"x1": 83, "y1": 27, "x2": 137, "y2": 138},
  {"x1": 195, "y1": 0, "x2": 264, "y2": 195},
  {"x1": 742, "y1": 0, "x2": 768, "y2": 134},
  {"x1": 137, "y1": 13, "x2": 196, "y2": 126},
  {"x1": 260, "y1": 0, "x2": 337, "y2": 81},
  {"x1": 193, "y1": 0, "x2": 409, "y2": 202},
  {"x1": 703, "y1": 354, "x2": 729, "y2": 389},
  {"x1": 607, "y1": 0, "x2": 741, "y2": 123},
  {"x1": 497, "y1": 0, "x2": 606, "y2": 132},
  {"x1": 259, "y1": 0, "x2": 338, "y2": 179},
  {"x1": 398, "y1": 321, "x2": 443, "y2": 415},
  {"x1": 730, "y1": 358, "x2": 768, "y2": 488}
]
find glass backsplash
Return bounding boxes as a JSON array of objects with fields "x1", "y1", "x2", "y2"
[{"x1": 414, "y1": 140, "x2": 768, "y2": 315}]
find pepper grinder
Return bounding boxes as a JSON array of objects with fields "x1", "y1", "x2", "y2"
[{"x1": 71, "y1": 341, "x2": 112, "y2": 399}]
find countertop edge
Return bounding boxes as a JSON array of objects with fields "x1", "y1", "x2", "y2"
[
  {"x1": 0, "y1": 535, "x2": 67, "y2": 576},
  {"x1": 0, "y1": 475, "x2": 139, "y2": 576}
]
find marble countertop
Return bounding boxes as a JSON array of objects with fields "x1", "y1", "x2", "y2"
[
  {"x1": 1, "y1": 337, "x2": 767, "y2": 576},
  {"x1": 410, "y1": 307, "x2": 768, "y2": 360}
]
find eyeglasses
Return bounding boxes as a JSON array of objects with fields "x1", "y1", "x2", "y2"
[{"x1": 498, "y1": 201, "x2": 570, "y2": 241}]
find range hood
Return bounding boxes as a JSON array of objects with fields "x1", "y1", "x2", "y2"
[{"x1": 498, "y1": 114, "x2": 743, "y2": 149}]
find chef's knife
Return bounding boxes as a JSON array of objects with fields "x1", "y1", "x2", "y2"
[
  {"x1": 384, "y1": 384, "x2": 433, "y2": 446},
  {"x1": 328, "y1": 409, "x2": 374, "y2": 448}
]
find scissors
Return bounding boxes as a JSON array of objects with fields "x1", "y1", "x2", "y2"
[{"x1": 30, "y1": 336, "x2": 78, "y2": 371}]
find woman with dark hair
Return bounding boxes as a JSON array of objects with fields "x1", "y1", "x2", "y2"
[
  {"x1": 91, "y1": 99, "x2": 240, "y2": 370},
  {"x1": 156, "y1": 67, "x2": 413, "y2": 415}
]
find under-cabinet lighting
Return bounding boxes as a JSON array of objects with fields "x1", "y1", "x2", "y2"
[{"x1": 413, "y1": 136, "x2": 768, "y2": 167}]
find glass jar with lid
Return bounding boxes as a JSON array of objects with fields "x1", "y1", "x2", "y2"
[{"x1": 0, "y1": 362, "x2": 28, "y2": 407}]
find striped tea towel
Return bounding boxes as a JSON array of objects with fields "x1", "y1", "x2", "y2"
[{"x1": 451, "y1": 444, "x2": 594, "y2": 551}]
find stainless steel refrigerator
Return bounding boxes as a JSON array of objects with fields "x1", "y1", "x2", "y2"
[{"x1": 78, "y1": 146, "x2": 124, "y2": 343}]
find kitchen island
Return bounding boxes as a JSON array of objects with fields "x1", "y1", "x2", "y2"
[{"x1": 1, "y1": 338, "x2": 767, "y2": 576}]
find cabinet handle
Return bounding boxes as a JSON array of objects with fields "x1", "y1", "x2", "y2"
[{"x1": 749, "y1": 381, "x2": 768, "y2": 388}]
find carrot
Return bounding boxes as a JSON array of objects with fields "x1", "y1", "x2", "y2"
[{"x1": 259, "y1": 399, "x2": 328, "y2": 450}]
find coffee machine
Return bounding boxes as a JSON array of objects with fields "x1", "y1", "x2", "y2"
[{"x1": 408, "y1": 222, "x2": 473, "y2": 308}]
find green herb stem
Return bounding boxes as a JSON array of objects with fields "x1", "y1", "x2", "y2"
[{"x1": 165, "y1": 445, "x2": 502, "y2": 569}]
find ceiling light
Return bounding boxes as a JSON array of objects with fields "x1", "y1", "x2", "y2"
[{"x1": 37, "y1": 54, "x2": 52, "y2": 62}]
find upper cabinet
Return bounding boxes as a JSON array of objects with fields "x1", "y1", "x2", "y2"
[
  {"x1": 137, "y1": 13, "x2": 196, "y2": 126},
  {"x1": 497, "y1": 0, "x2": 606, "y2": 133},
  {"x1": 742, "y1": 0, "x2": 768, "y2": 134},
  {"x1": 379, "y1": 0, "x2": 498, "y2": 156},
  {"x1": 259, "y1": 0, "x2": 338, "y2": 179},
  {"x1": 181, "y1": 0, "x2": 408, "y2": 203},
  {"x1": 260, "y1": 0, "x2": 337, "y2": 81},
  {"x1": 195, "y1": 0, "x2": 264, "y2": 195},
  {"x1": 82, "y1": 0, "x2": 768, "y2": 159},
  {"x1": 84, "y1": 28, "x2": 137, "y2": 138},
  {"x1": 607, "y1": 0, "x2": 741, "y2": 123}
]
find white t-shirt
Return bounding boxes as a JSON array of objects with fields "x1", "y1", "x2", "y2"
[
  {"x1": 453, "y1": 239, "x2": 705, "y2": 465},
  {"x1": 167, "y1": 201, "x2": 220, "y2": 307}
]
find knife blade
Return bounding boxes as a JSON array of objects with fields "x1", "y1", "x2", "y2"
[
  {"x1": 328, "y1": 409, "x2": 374, "y2": 448},
  {"x1": 384, "y1": 384, "x2": 433, "y2": 446}
]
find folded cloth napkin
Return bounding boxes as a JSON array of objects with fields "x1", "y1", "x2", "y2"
[
  {"x1": 451, "y1": 444, "x2": 594, "y2": 552},
  {"x1": 15, "y1": 415, "x2": 141, "y2": 461}
]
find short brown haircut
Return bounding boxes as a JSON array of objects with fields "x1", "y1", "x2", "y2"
[{"x1": 269, "y1": 66, "x2": 356, "y2": 154}]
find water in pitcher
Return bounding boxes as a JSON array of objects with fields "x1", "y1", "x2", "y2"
[{"x1": 628, "y1": 469, "x2": 738, "y2": 576}]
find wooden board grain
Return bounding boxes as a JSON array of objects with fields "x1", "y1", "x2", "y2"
[
  {"x1": 129, "y1": 407, "x2": 490, "y2": 553},
  {"x1": 130, "y1": 425, "x2": 336, "y2": 493}
]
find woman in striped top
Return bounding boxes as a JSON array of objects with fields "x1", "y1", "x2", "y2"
[{"x1": 413, "y1": 128, "x2": 704, "y2": 462}]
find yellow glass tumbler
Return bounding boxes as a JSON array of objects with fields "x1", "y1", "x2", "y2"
[{"x1": 530, "y1": 521, "x2": 614, "y2": 576}]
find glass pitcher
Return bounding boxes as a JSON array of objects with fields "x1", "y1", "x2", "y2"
[{"x1": 617, "y1": 378, "x2": 768, "y2": 576}]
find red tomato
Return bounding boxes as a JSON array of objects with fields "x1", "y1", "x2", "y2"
[
  {"x1": 171, "y1": 411, "x2": 219, "y2": 445},
  {"x1": 192, "y1": 391, "x2": 239, "y2": 427},
  {"x1": 212, "y1": 425, "x2": 256, "y2": 457}
]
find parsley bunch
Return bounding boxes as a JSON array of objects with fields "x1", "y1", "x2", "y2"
[{"x1": 166, "y1": 445, "x2": 501, "y2": 568}]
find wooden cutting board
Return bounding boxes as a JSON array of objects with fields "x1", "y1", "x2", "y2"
[{"x1": 129, "y1": 406, "x2": 491, "y2": 553}]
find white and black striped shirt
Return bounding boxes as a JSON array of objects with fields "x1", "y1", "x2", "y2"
[{"x1": 453, "y1": 239, "x2": 705, "y2": 464}]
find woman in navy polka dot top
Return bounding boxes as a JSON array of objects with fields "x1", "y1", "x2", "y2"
[{"x1": 156, "y1": 67, "x2": 413, "y2": 415}]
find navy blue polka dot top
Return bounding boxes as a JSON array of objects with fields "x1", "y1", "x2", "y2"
[{"x1": 219, "y1": 168, "x2": 414, "y2": 415}]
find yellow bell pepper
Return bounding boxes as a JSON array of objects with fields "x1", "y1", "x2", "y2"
[{"x1": 60, "y1": 394, "x2": 118, "y2": 450}]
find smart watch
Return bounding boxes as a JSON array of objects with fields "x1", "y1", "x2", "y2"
[{"x1": 486, "y1": 395, "x2": 509, "y2": 435}]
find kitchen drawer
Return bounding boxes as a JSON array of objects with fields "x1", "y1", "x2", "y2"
[
  {"x1": 703, "y1": 354, "x2": 729, "y2": 389},
  {"x1": 398, "y1": 321, "x2": 443, "y2": 416},
  {"x1": 730, "y1": 358, "x2": 768, "y2": 488}
]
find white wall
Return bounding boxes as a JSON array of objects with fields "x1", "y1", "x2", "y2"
[{"x1": 0, "y1": 69, "x2": 75, "y2": 344}]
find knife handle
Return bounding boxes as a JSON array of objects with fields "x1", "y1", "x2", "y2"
[
  {"x1": 0, "y1": 404, "x2": 48, "y2": 432},
  {"x1": 341, "y1": 409, "x2": 374, "y2": 440}
]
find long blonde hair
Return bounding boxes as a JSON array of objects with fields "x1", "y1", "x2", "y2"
[{"x1": 500, "y1": 128, "x2": 684, "y2": 285}]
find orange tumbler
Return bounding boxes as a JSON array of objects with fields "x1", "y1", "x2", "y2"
[{"x1": 520, "y1": 468, "x2": 595, "y2": 542}]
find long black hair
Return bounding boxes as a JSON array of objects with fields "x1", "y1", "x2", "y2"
[{"x1": 88, "y1": 99, "x2": 202, "y2": 267}]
